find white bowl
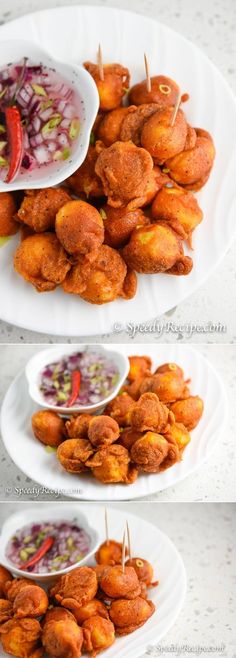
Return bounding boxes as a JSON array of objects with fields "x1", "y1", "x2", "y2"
[
  {"x1": 0, "y1": 504, "x2": 100, "y2": 583},
  {"x1": 0, "y1": 39, "x2": 99, "y2": 191},
  {"x1": 25, "y1": 345, "x2": 130, "y2": 415}
]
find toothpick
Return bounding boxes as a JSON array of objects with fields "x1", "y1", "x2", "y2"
[
  {"x1": 122, "y1": 529, "x2": 126, "y2": 573},
  {"x1": 97, "y1": 44, "x2": 104, "y2": 81},
  {"x1": 105, "y1": 508, "x2": 109, "y2": 545},
  {"x1": 144, "y1": 53, "x2": 151, "y2": 93},
  {"x1": 126, "y1": 521, "x2": 132, "y2": 560},
  {"x1": 170, "y1": 90, "x2": 182, "y2": 127}
]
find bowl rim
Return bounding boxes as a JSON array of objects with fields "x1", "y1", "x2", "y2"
[
  {"x1": 0, "y1": 504, "x2": 100, "y2": 579},
  {"x1": 0, "y1": 38, "x2": 99, "y2": 192},
  {"x1": 25, "y1": 345, "x2": 130, "y2": 413}
]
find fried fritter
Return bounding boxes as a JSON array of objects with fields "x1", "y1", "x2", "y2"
[
  {"x1": 97, "y1": 106, "x2": 136, "y2": 146},
  {"x1": 83, "y1": 615, "x2": 115, "y2": 657},
  {"x1": 57, "y1": 438, "x2": 94, "y2": 473},
  {"x1": 55, "y1": 200, "x2": 104, "y2": 258},
  {"x1": 170, "y1": 395, "x2": 204, "y2": 430},
  {"x1": 164, "y1": 422, "x2": 191, "y2": 452},
  {"x1": 118, "y1": 428, "x2": 143, "y2": 451},
  {"x1": 130, "y1": 392, "x2": 174, "y2": 433},
  {"x1": 129, "y1": 75, "x2": 179, "y2": 107},
  {"x1": 100, "y1": 565, "x2": 141, "y2": 599},
  {"x1": 95, "y1": 541, "x2": 127, "y2": 566},
  {"x1": 139, "y1": 371, "x2": 188, "y2": 404},
  {"x1": 62, "y1": 245, "x2": 136, "y2": 304},
  {"x1": 120, "y1": 103, "x2": 160, "y2": 145},
  {"x1": 31, "y1": 410, "x2": 66, "y2": 448},
  {"x1": 86, "y1": 445, "x2": 138, "y2": 484},
  {"x1": 125, "y1": 558, "x2": 158, "y2": 588},
  {"x1": 14, "y1": 233, "x2": 71, "y2": 292},
  {"x1": 83, "y1": 62, "x2": 130, "y2": 111},
  {"x1": 0, "y1": 618, "x2": 42, "y2": 658},
  {"x1": 65, "y1": 414, "x2": 92, "y2": 439},
  {"x1": 65, "y1": 145, "x2": 104, "y2": 198},
  {"x1": 95, "y1": 141, "x2": 153, "y2": 209},
  {"x1": 50, "y1": 566, "x2": 98, "y2": 613},
  {"x1": 130, "y1": 431, "x2": 170, "y2": 472},
  {"x1": 16, "y1": 188, "x2": 71, "y2": 233},
  {"x1": 141, "y1": 107, "x2": 187, "y2": 164},
  {"x1": 165, "y1": 128, "x2": 215, "y2": 189},
  {"x1": 155, "y1": 362, "x2": 184, "y2": 378},
  {"x1": 0, "y1": 566, "x2": 13, "y2": 598},
  {"x1": 0, "y1": 192, "x2": 18, "y2": 236},
  {"x1": 13, "y1": 585, "x2": 48, "y2": 619},
  {"x1": 88, "y1": 415, "x2": 120, "y2": 447},
  {"x1": 42, "y1": 607, "x2": 76, "y2": 626},
  {"x1": 42, "y1": 618, "x2": 83, "y2": 658},
  {"x1": 102, "y1": 205, "x2": 148, "y2": 249},
  {"x1": 104, "y1": 393, "x2": 135, "y2": 427},
  {"x1": 122, "y1": 223, "x2": 193, "y2": 275},
  {"x1": 73, "y1": 599, "x2": 109, "y2": 624},
  {"x1": 151, "y1": 183, "x2": 203, "y2": 247},
  {"x1": 109, "y1": 596, "x2": 155, "y2": 635},
  {"x1": 5, "y1": 579, "x2": 36, "y2": 602}
]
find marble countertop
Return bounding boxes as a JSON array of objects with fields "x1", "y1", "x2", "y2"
[
  {"x1": 0, "y1": 343, "x2": 235, "y2": 502},
  {"x1": 0, "y1": 0, "x2": 235, "y2": 344},
  {"x1": 0, "y1": 502, "x2": 235, "y2": 656}
]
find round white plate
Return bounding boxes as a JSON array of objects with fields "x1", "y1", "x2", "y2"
[
  {"x1": 0, "y1": 7, "x2": 236, "y2": 336},
  {"x1": 0, "y1": 345, "x2": 228, "y2": 500},
  {"x1": 0, "y1": 504, "x2": 186, "y2": 658}
]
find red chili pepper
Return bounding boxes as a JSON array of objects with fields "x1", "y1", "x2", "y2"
[
  {"x1": 67, "y1": 370, "x2": 81, "y2": 407},
  {"x1": 5, "y1": 106, "x2": 23, "y2": 183},
  {"x1": 20, "y1": 536, "x2": 54, "y2": 570}
]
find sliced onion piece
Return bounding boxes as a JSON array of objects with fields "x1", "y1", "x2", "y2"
[
  {"x1": 63, "y1": 104, "x2": 76, "y2": 120},
  {"x1": 60, "y1": 118, "x2": 71, "y2": 129},
  {"x1": 33, "y1": 145, "x2": 51, "y2": 165},
  {"x1": 58, "y1": 133, "x2": 69, "y2": 147}
]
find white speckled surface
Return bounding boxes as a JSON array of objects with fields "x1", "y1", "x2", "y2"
[
  {"x1": 0, "y1": 344, "x2": 235, "y2": 502},
  {"x1": 0, "y1": 502, "x2": 235, "y2": 656},
  {"x1": 0, "y1": 0, "x2": 235, "y2": 343}
]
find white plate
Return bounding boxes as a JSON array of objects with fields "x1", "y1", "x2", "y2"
[
  {"x1": 0, "y1": 6, "x2": 236, "y2": 336},
  {"x1": 0, "y1": 504, "x2": 186, "y2": 658},
  {"x1": 0, "y1": 344, "x2": 228, "y2": 501}
]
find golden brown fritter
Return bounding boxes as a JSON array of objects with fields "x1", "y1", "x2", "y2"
[
  {"x1": 95, "y1": 141, "x2": 153, "y2": 209},
  {"x1": 164, "y1": 422, "x2": 191, "y2": 452},
  {"x1": 120, "y1": 103, "x2": 160, "y2": 145},
  {"x1": 100, "y1": 565, "x2": 141, "y2": 599},
  {"x1": 118, "y1": 428, "x2": 143, "y2": 451},
  {"x1": 155, "y1": 362, "x2": 184, "y2": 378},
  {"x1": 31, "y1": 410, "x2": 66, "y2": 448},
  {"x1": 102, "y1": 205, "x2": 148, "y2": 249},
  {"x1": 170, "y1": 395, "x2": 204, "y2": 430},
  {"x1": 57, "y1": 438, "x2": 94, "y2": 473},
  {"x1": 65, "y1": 145, "x2": 104, "y2": 198},
  {"x1": 5, "y1": 578, "x2": 36, "y2": 602},
  {"x1": 151, "y1": 183, "x2": 203, "y2": 247},
  {"x1": 139, "y1": 371, "x2": 188, "y2": 404},
  {"x1": 82, "y1": 615, "x2": 115, "y2": 657},
  {"x1": 0, "y1": 566, "x2": 13, "y2": 598},
  {"x1": 73, "y1": 598, "x2": 109, "y2": 624},
  {"x1": 42, "y1": 607, "x2": 76, "y2": 626},
  {"x1": 0, "y1": 599, "x2": 13, "y2": 625},
  {"x1": 50, "y1": 566, "x2": 98, "y2": 614},
  {"x1": 141, "y1": 107, "x2": 187, "y2": 164},
  {"x1": 0, "y1": 192, "x2": 18, "y2": 236},
  {"x1": 129, "y1": 75, "x2": 179, "y2": 108},
  {"x1": 97, "y1": 106, "x2": 136, "y2": 146},
  {"x1": 84, "y1": 62, "x2": 130, "y2": 111},
  {"x1": 13, "y1": 585, "x2": 48, "y2": 619},
  {"x1": 62, "y1": 245, "x2": 136, "y2": 304},
  {"x1": 122, "y1": 223, "x2": 193, "y2": 276},
  {"x1": 165, "y1": 128, "x2": 215, "y2": 189},
  {"x1": 14, "y1": 233, "x2": 71, "y2": 292},
  {"x1": 17, "y1": 188, "x2": 71, "y2": 233},
  {"x1": 130, "y1": 431, "x2": 170, "y2": 472},
  {"x1": 88, "y1": 415, "x2": 120, "y2": 448},
  {"x1": 109, "y1": 596, "x2": 155, "y2": 635},
  {"x1": 0, "y1": 618, "x2": 42, "y2": 658},
  {"x1": 130, "y1": 392, "x2": 174, "y2": 433},
  {"x1": 86, "y1": 445, "x2": 138, "y2": 484},
  {"x1": 65, "y1": 414, "x2": 93, "y2": 439},
  {"x1": 55, "y1": 200, "x2": 104, "y2": 258},
  {"x1": 125, "y1": 558, "x2": 158, "y2": 588},
  {"x1": 42, "y1": 618, "x2": 83, "y2": 658},
  {"x1": 95, "y1": 541, "x2": 127, "y2": 567},
  {"x1": 128, "y1": 355, "x2": 152, "y2": 383},
  {"x1": 104, "y1": 393, "x2": 135, "y2": 427}
]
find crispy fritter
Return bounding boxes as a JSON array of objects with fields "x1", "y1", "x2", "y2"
[
  {"x1": 170, "y1": 395, "x2": 204, "y2": 430},
  {"x1": 57, "y1": 438, "x2": 94, "y2": 473},
  {"x1": 31, "y1": 410, "x2": 66, "y2": 448},
  {"x1": 17, "y1": 188, "x2": 71, "y2": 232},
  {"x1": 118, "y1": 428, "x2": 143, "y2": 450},
  {"x1": 97, "y1": 106, "x2": 136, "y2": 146},
  {"x1": 125, "y1": 558, "x2": 158, "y2": 587},
  {"x1": 73, "y1": 599, "x2": 109, "y2": 624},
  {"x1": 14, "y1": 233, "x2": 71, "y2": 292},
  {"x1": 0, "y1": 192, "x2": 18, "y2": 236},
  {"x1": 5, "y1": 579, "x2": 36, "y2": 602},
  {"x1": 139, "y1": 371, "x2": 188, "y2": 404},
  {"x1": 164, "y1": 422, "x2": 191, "y2": 452},
  {"x1": 165, "y1": 128, "x2": 215, "y2": 189},
  {"x1": 100, "y1": 565, "x2": 141, "y2": 599},
  {"x1": 141, "y1": 107, "x2": 187, "y2": 164},
  {"x1": 109, "y1": 596, "x2": 155, "y2": 635},
  {"x1": 104, "y1": 393, "x2": 135, "y2": 427},
  {"x1": 50, "y1": 566, "x2": 98, "y2": 613},
  {"x1": 130, "y1": 431, "x2": 170, "y2": 472},
  {"x1": 95, "y1": 141, "x2": 153, "y2": 209},
  {"x1": 0, "y1": 618, "x2": 42, "y2": 658},
  {"x1": 102, "y1": 205, "x2": 148, "y2": 249},
  {"x1": 55, "y1": 200, "x2": 104, "y2": 258},
  {"x1": 42, "y1": 618, "x2": 83, "y2": 658},
  {"x1": 122, "y1": 223, "x2": 193, "y2": 275},
  {"x1": 42, "y1": 607, "x2": 76, "y2": 626},
  {"x1": 13, "y1": 585, "x2": 48, "y2": 619},
  {"x1": 95, "y1": 541, "x2": 127, "y2": 567},
  {"x1": 82, "y1": 615, "x2": 115, "y2": 657},
  {"x1": 151, "y1": 183, "x2": 203, "y2": 247},
  {"x1": 88, "y1": 415, "x2": 120, "y2": 447},
  {"x1": 83, "y1": 62, "x2": 130, "y2": 111},
  {"x1": 65, "y1": 414, "x2": 93, "y2": 439},
  {"x1": 130, "y1": 392, "x2": 174, "y2": 433},
  {"x1": 86, "y1": 445, "x2": 138, "y2": 484},
  {"x1": 129, "y1": 75, "x2": 179, "y2": 107},
  {"x1": 120, "y1": 103, "x2": 160, "y2": 145}
]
